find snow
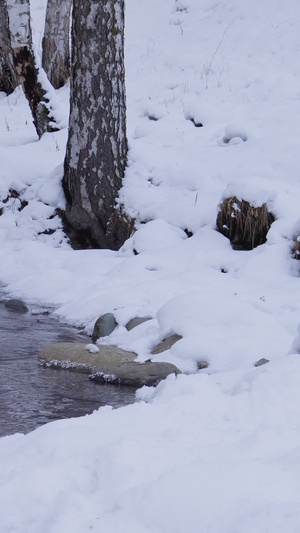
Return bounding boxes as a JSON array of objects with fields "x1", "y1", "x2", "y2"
[
  {"x1": 1, "y1": 0, "x2": 300, "y2": 531},
  {"x1": 85, "y1": 343, "x2": 99, "y2": 353}
]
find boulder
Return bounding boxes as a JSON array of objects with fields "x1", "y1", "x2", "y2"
[
  {"x1": 126, "y1": 316, "x2": 152, "y2": 331},
  {"x1": 91, "y1": 313, "x2": 117, "y2": 342},
  {"x1": 197, "y1": 360, "x2": 209, "y2": 370},
  {"x1": 90, "y1": 361, "x2": 181, "y2": 387},
  {"x1": 151, "y1": 334, "x2": 182, "y2": 355},
  {"x1": 4, "y1": 299, "x2": 28, "y2": 313}
]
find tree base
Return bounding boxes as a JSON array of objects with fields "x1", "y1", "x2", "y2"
[{"x1": 60, "y1": 206, "x2": 135, "y2": 250}]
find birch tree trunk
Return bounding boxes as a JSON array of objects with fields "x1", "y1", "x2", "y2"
[
  {"x1": 6, "y1": 0, "x2": 54, "y2": 137},
  {"x1": 63, "y1": 0, "x2": 129, "y2": 249},
  {"x1": 42, "y1": 0, "x2": 72, "y2": 89},
  {"x1": 0, "y1": 0, "x2": 17, "y2": 94}
]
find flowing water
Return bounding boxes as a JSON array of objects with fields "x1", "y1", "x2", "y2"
[{"x1": 0, "y1": 298, "x2": 136, "y2": 437}]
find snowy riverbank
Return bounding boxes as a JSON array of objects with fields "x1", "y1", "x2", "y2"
[{"x1": 1, "y1": 0, "x2": 300, "y2": 531}]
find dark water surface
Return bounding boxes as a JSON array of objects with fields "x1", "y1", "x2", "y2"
[{"x1": 0, "y1": 299, "x2": 136, "y2": 437}]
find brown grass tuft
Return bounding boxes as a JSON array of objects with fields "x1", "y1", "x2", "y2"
[
  {"x1": 106, "y1": 204, "x2": 136, "y2": 249},
  {"x1": 293, "y1": 237, "x2": 300, "y2": 259},
  {"x1": 216, "y1": 196, "x2": 275, "y2": 250}
]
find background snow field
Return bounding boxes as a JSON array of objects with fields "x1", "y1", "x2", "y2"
[{"x1": 1, "y1": 0, "x2": 300, "y2": 531}]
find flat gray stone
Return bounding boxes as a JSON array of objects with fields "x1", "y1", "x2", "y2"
[
  {"x1": 151, "y1": 334, "x2": 182, "y2": 355},
  {"x1": 39, "y1": 342, "x2": 137, "y2": 373},
  {"x1": 126, "y1": 317, "x2": 152, "y2": 331},
  {"x1": 39, "y1": 342, "x2": 181, "y2": 387},
  {"x1": 90, "y1": 361, "x2": 181, "y2": 387},
  {"x1": 255, "y1": 358, "x2": 270, "y2": 367}
]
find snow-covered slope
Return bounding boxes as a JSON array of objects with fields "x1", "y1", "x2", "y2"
[{"x1": 1, "y1": 0, "x2": 300, "y2": 531}]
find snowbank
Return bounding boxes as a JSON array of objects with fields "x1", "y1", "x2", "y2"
[{"x1": 1, "y1": 0, "x2": 300, "y2": 530}]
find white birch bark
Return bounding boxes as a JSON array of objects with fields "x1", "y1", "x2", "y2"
[
  {"x1": 6, "y1": 0, "x2": 32, "y2": 49},
  {"x1": 42, "y1": 0, "x2": 72, "y2": 89},
  {"x1": 5, "y1": 0, "x2": 55, "y2": 137},
  {"x1": 0, "y1": 0, "x2": 17, "y2": 94},
  {"x1": 63, "y1": 0, "x2": 129, "y2": 249}
]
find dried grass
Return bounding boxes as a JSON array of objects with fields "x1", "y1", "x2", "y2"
[
  {"x1": 293, "y1": 237, "x2": 300, "y2": 259},
  {"x1": 216, "y1": 196, "x2": 275, "y2": 250},
  {"x1": 106, "y1": 204, "x2": 136, "y2": 249}
]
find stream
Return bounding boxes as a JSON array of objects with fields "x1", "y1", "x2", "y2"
[{"x1": 0, "y1": 298, "x2": 136, "y2": 437}]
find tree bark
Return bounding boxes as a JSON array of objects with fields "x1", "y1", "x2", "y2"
[
  {"x1": 63, "y1": 0, "x2": 128, "y2": 249},
  {"x1": 42, "y1": 0, "x2": 72, "y2": 89},
  {"x1": 0, "y1": 0, "x2": 17, "y2": 94},
  {"x1": 6, "y1": 0, "x2": 55, "y2": 137}
]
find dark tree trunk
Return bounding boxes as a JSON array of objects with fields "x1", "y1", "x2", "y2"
[
  {"x1": 6, "y1": 0, "x2": 56, "y2": 138},
  {"x1": 62, "y1": 0, "x2": 129, "y2": 250},
  {"x1": 42, "y1": 0, "x2": 72, "y2": 89},
  {"x1": 12, "y1": 46, "x2": 55, "y2": 137},
  {"x1": 0, "y1": 0, "x2": 17, "y2": 94}
]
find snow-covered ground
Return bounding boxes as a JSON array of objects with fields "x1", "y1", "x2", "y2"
[{"x1": 1, "y1": 0, "x2": 300, "y2": 531}]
